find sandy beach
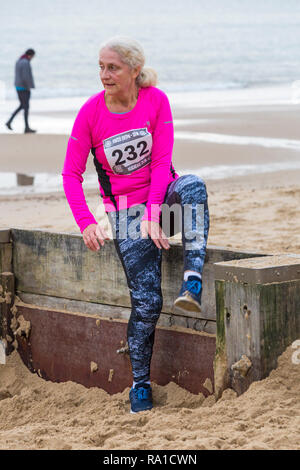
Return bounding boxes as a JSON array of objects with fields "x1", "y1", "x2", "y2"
[
  {"x1": 1, "y1": 102, "x2": 300, "y2": 254},
  {"x1": 0, "y1": 101, "x2": 300, "y2": 450},
  {"x1": 0, "y1": 344, "x2": 299, "y2": 450}
]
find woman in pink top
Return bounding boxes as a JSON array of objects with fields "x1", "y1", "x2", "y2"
[{"x1": 62, "y1": 37, "x2": 209, "y2": 413}]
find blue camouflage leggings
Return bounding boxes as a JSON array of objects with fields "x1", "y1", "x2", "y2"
[{"x1": 108, "y1": 174, "x2": 209, "y2": 383}]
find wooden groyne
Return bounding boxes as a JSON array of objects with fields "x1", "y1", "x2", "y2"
[
  {"x1": 1, "y1": 228, "x2": 299, "y2": 397},
  {"x1": 214, "y1": 255, "x2": 300, "y2": 397}
]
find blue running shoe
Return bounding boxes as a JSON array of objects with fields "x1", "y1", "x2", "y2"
[
  {"x1": 173, "y1": 275, "x2": 202, "y2": 313},
  {"x1": 129, "y1": 383, "x2": 153, "y2": 413}
]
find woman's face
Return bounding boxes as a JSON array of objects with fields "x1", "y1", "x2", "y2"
[{"x1": 99, "y1": 47, "x2": 139, "y2": 98}]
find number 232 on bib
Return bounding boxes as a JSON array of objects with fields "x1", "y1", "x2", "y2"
[{"x1": 103, "y1": 128, "x2": 152, "y2": 175}]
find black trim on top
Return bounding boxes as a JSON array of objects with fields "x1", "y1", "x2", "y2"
[
  {"x1": 91, "y1": 147, "x2": 118, "y2": 209},
  {"x1": 170, "y1": 163, "x2": 176, "y2": 179}
]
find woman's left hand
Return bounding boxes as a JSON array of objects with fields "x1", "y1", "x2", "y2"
[{"x1": 140, "y1": 220, "x2": 170, "y2": 250}]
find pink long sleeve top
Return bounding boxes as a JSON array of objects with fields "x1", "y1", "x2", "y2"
[{"x1": 62, "y1": 86, "x2": 179, "y2": 233}]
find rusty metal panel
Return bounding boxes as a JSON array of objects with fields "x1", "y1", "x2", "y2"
[
  {"x1": 0, "y1": 272, "x2": 15, "y2": 355},
  {"x1": 15, "y1": 303, "x2": 216, "y2": 396}
]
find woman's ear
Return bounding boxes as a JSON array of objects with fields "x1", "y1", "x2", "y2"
[{"x1": 133, "y1": 65, "x2": 141, "y2": 80}]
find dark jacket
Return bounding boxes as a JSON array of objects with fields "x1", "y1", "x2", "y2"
[{"x1": 14, "y1": 57, "x2": 35, "y2": 89}]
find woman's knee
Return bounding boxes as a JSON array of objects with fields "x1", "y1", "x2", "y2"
[
  {"x1": 132, "y1": 290, "x2": 163, "y2": 319},
  {"x1": 181, "y1": 173, "x2": 206, "y2": 187},
  {"x1": 177, "y1": 174, "x2": 207, "y2": 202}
]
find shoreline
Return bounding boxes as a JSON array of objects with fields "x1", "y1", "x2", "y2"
[
  {"x1": 1, "y1": 98, "x2": 299, "y2": 254},
  {"x1": 3, "y1": 80, "x2": 298, "y2": 106},
  {"x1": 1, "y1": 100, "x2": 300, "y2": 175}
]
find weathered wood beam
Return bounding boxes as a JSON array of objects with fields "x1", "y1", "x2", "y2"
[
  {"x1": 0, "y1": 229, "x2": 12, "y2": 273},
  {"x1": 11, "y1": 228, "x2": 265, "y2": 322},
  {"x1": 0, "y1": 229, "x2": 11, "y2": 244},
  {"x1": 214, "y1": 254, "x2": 300, "y2": 397}
]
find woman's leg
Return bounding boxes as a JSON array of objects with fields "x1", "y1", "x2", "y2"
[
  {"x1": 162, "y1": 174, "x2": 210, "y2": 307},
  {"x1": 109, "y1": 206, "x2": 163, "y2": 384}
]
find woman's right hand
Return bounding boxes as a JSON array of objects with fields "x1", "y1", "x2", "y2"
[{"x1": 82, "y1": 223, "x2": 110, "y2": 251}]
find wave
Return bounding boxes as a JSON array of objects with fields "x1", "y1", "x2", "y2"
[
  {"x1": 3, "y1": 80, "x2": 297, "y2": 103},
  {"x1": 175, "y1": 131, "x2": 300, "y2": 150}
]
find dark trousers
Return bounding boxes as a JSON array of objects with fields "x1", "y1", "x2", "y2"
[
  {"x1": 7, "y1": 90, "x2": 30, "y2": 129},
  {"x1": 108, "y1": 174, "x2": 210, "y2": 383}
]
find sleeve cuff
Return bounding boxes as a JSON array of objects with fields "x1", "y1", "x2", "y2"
[{"x1": 79, "y1": 215, "x2": 98, "y2": 233}]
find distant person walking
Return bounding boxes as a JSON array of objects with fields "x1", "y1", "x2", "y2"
[{"x1": 6, "y1": 48, "x2": 36, "y2": 133}]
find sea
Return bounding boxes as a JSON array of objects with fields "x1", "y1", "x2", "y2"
[
  {"x1": 1, "y1": 0, "x2": 300, "y2": 193},
  {"x1": 2, "y1": 0, "x2": 300, "y2": 99}
]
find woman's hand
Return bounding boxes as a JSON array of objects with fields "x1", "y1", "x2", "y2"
[
  {"x1": 140, "y1": 220, "x2": 170, "y2": 250},
  {"x1": 83, "y1": 223, "x2": 110, "y2": 251}
]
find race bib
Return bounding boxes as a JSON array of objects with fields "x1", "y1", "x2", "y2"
[{"x1": 103, "y1": 128, "x2": 152, "y2": 175}]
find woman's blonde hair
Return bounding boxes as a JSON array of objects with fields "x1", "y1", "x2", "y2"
[{"x1": 99, "y1": 36, "x2": 157, "y2": 88}]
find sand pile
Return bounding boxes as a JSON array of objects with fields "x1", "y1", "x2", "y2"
[{"x1": 0, "y1": 344, "x2": 299, "y2": 450}]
